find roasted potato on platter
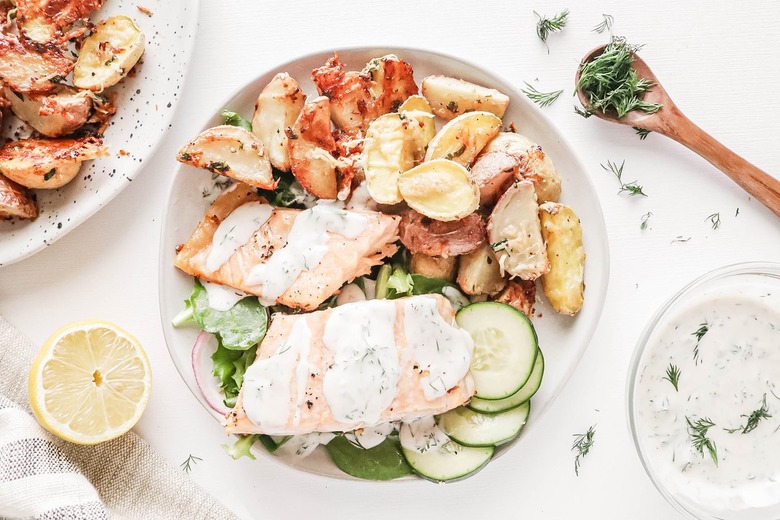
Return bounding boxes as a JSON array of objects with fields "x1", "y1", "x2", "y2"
[
  {"x1": 178, "y1": 125, "x2": 275, "y2": 190},
  {"x1": 470, "y1": 150, "x2": 521, "y2": 206},
  {"x1": 398, "y1": 94, "x2": 433, "y2": 114},
  {"x1": 288, "y1": 96, "x2": 340, "y2": 199},
  {"x1": 424, "y1": 111, "x2": 502, "y2": 167},
  {"x1": 488, "y1": 180, "x2": 549, "y2": 281},
  {"x1": 5, "y1": 86, "x2": 92, "y2": 137},
  {"x1": 410, "y1": 253, "x2": 458, "y2": 281},
  {"x1": 483, "y1": 132, "x2": 561, "y2": 204},
  {"x1": 539, "y1": 202, "x2": 585, "y2": 316},
  {"x1": 16, "y1": 0, "x2": 104, "y2": 43},
  {"x1": 421, "y1": 75, "x2": 510, "y2": 121},
  {"x1": 73, "y1": 16, "x2": 145, "y2": 91},
  {"x1": 457, "y1": 242, "x2": 506, "y2": 296},
  {"x1": 399, "y1": 209, "x2": 486, "y2": 258},
  {"x1": 494, "y1": 280, "x2": 537, "y2": 318},
  {"x1": 0, "y1": 34, "x2": 74, "y2": 93},
  {"x1": 0, "y1": 136, "x2": 107, "y2": 189},
  {"x1": 0, "y1": 174, "x2": 38, "y2": 220},
  {"x1": 251, "y1": 73, "x2": 306, "y2": 171},
  {"x1": 398, "y1": 159, "x2": 479, "y2": 221}
]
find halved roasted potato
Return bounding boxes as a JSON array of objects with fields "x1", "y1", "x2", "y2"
[
  {"x1": 0, "y1": 136, "x2": 107, "y2": 189},
  {"x1": 363, "y1": 113, "x2": 414, "y2": 205},
  {"x1": 288, "y1": 96, "x2": 339, "y2": 199},
  {"x1": 493, "y1": 280, "x2": 537, "y2": 317},
  {"x1": 457, "y1": 242, "x2": 506, "y2": 296},
  {"x1": 363, "y1": 54, "x2": 418, "y2": 115},
  {"x1": 73, "y1": 16, "x2": 145, "y2": 91},
  {"x1": 178, "y1": 125, "x2": 275, "y2": 189},
  {"x1": 5, "y1": 86, "x2": 92, "y2": 137},
  {"x1": 470, "y1": 151, "x2": 521, "y2": 206},
  {"x1": 406, "y1": 110, "x2": 436, "y2": 162},
  {"x1": 539, "y1": 202, "x2": 585, "y2": 316},
  {"x1": 16, "y1": 0, "x2": 104, "y2": 43},
  {"x1": 424, "y1": 111, "x2": 502, "y2": 167},
  {"x1": 398, "y1": 159, "x2": 479, "y2": 221},
  {"x1": 410, "y1": 253, "x2": 458, "y2": 281},
  {"x1": 399, "y1": 209, "x2": 486, "y2": 258},
  {"x1": 421, "y1": 76, "x2": 510, "y2": 121},
  {"x1": 483, "y1": 132, "x2": 561, "y2": 204},
  {"x1": 488, "y1": 180, "x2": 549, "y2": 280},
  {"x1": 251, "y1": 72, "x2": 306, "y2": 171},
  {"x1": 399, "y1": 94, "x2": 432, "y2": 114},
  {"x1": 0, "y1": 34, "x2": 74, "y2": 93},
  {"x1": 0, "y1": 174, "x2": 38, "y2": 220}
]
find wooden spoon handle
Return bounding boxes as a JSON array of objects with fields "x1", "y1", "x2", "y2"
[{"x1": 666, "y1": 114, "x2": 780, "y2": 217}]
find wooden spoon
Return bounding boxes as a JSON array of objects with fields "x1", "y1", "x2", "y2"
[{"x1": 576, "y1": 44, "x2": 780, "y2": 217}]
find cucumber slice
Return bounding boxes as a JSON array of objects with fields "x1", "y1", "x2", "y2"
[
  {"x1": 402, "y1": 441, "x2": 494, "y2": 482},
  {"x1": 456, "y1": 302, "x2": 538, "y2": 399},
  {"x1": 468, "y1": 349, "x2": 544, "y2": 414},
  {"x1": 437, "y1": 402, "x2": 530, "y2": 447}
]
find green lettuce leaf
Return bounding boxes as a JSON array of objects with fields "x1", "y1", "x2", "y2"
[
  {"x1": 189, "y1": 279, "x2": 267, "y2": 350},
  {"x1": 223, "y1": 434, "x2": 260, "y2": 460}
]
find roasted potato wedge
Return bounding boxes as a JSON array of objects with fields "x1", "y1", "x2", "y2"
[
  {"x1": 0, "y1": 34, "x2": 74, "y2": 93},
  {"x1": 494, "y1": 280, "x2": 536, "y2": 318},
  {"x1": 399, "y1": 210, "x2": 486, "y2": 258},
  {"x1": 16, "y1": 0, "x2": 103, "y2": 43},
  {"x1": 178, "y1": 125, "x2": 275, "y2": 189},
  {"x1": 288, "y1": 96, "x2": 339, "y2": 199},
  {"x1": 363, "y1": 54, "x2": 418, "y2": 115},
  {"x1": 488, "y1": 180, "x2": 549, "y2": 280},
  {"x1": 0, "y1": 174, "x2": 38, "y2": 220},
  {"x1": 422, "y1": 75, "x2": 510, "y2": 121},
  {"x1": 410, "y1": 253, "x2": 458, "y2": 281},
  {"x1": 483, "y1": 132, "x2": 561, "y2": 204},
  {"x1": 5, "y1": 86, "x2": 92, "y2": 137},
  {"x1": 398, "y1": 159, "x2": 479, "y2": 221},
  {"x1": 73, "y1": 16, "x2": 145, "y2": 91},
  {"x1": 0, "y1": 136, "x2": 107, "y2": 189},
  {"x1": 363, "y1": 113, "x2": 414, "y2": 205},
  {"x1": 457, "y1": 242, "x2": 506, "y2": 296},
  {"x1": 399, "y1": 94, "x2": 433, "y2": 114},
  {"x1": 251, "y1": 73, "x2": 306, "y2": 172},
  {"x1": 470, "y1": 151, "x2": 522, "y2": 206},
  {"x1": 539, "y1": 202, "x2": 585, "y2": 316},
  {"x1": 424, "y1": 111, "x2": 502, "y2": 167}
]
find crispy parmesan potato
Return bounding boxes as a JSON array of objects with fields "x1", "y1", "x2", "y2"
[
  {"x1": 539, "y1": 202, "x2": 585, "y2": 316},
  {"x1": 424, "y1": 111, "x2": 502, "y2": 167},
  {"x1": 0, "y1": 35, "x2": 74, "y2": 93},
  {"x1": 251, "y1": 73, "x2": 306, "y2": 171},
  {"x1": 288, "y1": 96, "x2": 339, "y2": 199},
  {"x1": 5, "y1": 86, "x2": 92, "y2": 137},
  {"x1": 0, "y1": 136, "x2": 107, "y2": 189},
  {"x1": 488, "y1": 180, "x2": 549, "y2": 281},
  {"x1": 16, "y1": 0, "x2": 103, "y2": 43},
  {"x1": 493, "y1": 280, "x2": 537, "y2": 317},
  {"x1": 0, "y1": 174, "x2": 38, "y2": 220},
  {"x1": 363, "y1": 54, "x2": 418, "y2": 115},
  {"x1": 398, "y1": 94, "x2": 432, "y2": 114},
  {"x1": 457, "y1": 242, "x2": 506, "y2": 296},
  {"x1": 483, "y1": 132, "x2": 561, "y2": 204},
  {"x1": 410, "y1": 253, "x2": 458, "y2": 281},
  {"x1": 470, "y1": 151, "x2": 521, "y2": 206},
  {"x1": 178, "y1": 125, "x2": 275, "y2": 189},
  {"x1": 398, "y1": 159, "x2": 479, "y2": 222},
  {"x1": 399, "y1": 210, "x2": 486, "y2": 258},
  {"x1": 73, "y1": 16, "x2": 145, "y2": 91},
  {"x1": 421, "y1": 76, "x2": 510, "y2": 121}
]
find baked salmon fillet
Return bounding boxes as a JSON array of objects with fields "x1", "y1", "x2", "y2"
[
  {"x1": 174, "y1": 182, "x2": 400, "y2": 310},
  {"x1": 226, "y1": 294, "x2": 476, "y2": 436}
]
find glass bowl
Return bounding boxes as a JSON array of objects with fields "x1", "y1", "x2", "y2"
[{"x1": 628, "y1": 262, "x2": 780, "y2": 520}]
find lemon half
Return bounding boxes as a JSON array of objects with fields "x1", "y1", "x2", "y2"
[{"x1": 29, "y1": 321, "x2": 152, "y2": 445}]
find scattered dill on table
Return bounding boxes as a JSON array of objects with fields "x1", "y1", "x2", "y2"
[
  {"x1": 572, "y1": 425, "x2": 596, "y2": 476},
  {"x1": 534, "y1": 9, "x2": 569, "y2": 52},
  {"x1": 521, "y1": 83, "x2": 563, "y2": 108},
  {"x1": 601, "y1": 160, "x2": 647, "y2": 197}
]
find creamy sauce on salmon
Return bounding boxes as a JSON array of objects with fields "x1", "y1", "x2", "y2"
[
  {"x1": 400, "y1": 416, "x2": 450, "y2": 454},
  {"x1": 202, "y1": 281, "x2": 250, "y2": 311},
  {"x1": 206, "y1": 201, "x2": 273, "y2": 273}
]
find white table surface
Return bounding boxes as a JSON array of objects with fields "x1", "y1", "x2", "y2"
[{"x1": 2, "y1": 1, "x2": 780, "y2": 518}]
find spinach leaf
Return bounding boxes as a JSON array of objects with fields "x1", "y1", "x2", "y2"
[
  {"x1": 220, "y1": 109, "x2": 252, "y2": 131},
  {"x1": 189, "y1": 279, "x2": 267, "y2": 350},
  {"x1": 325, "y1": 435, "x2": 412, "y2": 480}
]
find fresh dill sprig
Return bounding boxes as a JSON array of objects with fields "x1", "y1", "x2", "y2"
[
  {"x1": 663, "y1": 363, "x2": 681, "y2": 391},
  {"x1": 692, "y1": 321, "x2": 708, "y2": 363},
  {"x1": 572, "y1": 425, "x2": 596, "y2": 476},
  {"x1": 535, "y1": 9, "x2": 569, "y2": 51},
  {"x1": 686, "y1": 417, "x2": 718, "y2": 466},
  {"x1": 576, "y1": 36, "x2": 663, "y2": 118},
  {"x1": 640, "y1": 212, "x2": 652, "y2": 230},
  {"x1": 671, "y1": 236, "x2": 691, "y2": 244},
  {"x1": 592, "y1": 14, "x2": 614, "y2": 34},
  {"x1": 601, "y1": 160, "x2": 647, "y2": 197},
  {"x1": 706, "y1": 212, "x2": 721, "y2": 229},
  {"x1": 634, "y1": 127, "x2": 651, "y2": 140},
  {"x1": 725, "y1": 394, "x2": 772, "y2": 434},
  {"x1": 180, "y1": 454, "x2": 202, "y2": 473},
  {"x1": 521, "y1": 83, "x2": 563, "y2": 108}
]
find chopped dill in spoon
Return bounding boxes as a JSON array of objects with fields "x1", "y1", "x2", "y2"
[{"x1": 576, "y1": 36, "x2": 663, "y2": 118}]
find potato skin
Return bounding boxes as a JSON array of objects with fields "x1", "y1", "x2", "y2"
[
  {"x1": 456, "y1": 242, "x2": 506, "y2": 296},
  {"x1": 410, "y1": 253, "x2": 458, "y2": 281},
  {"x1": 539, "y1": 202, "x2": 585, "y2": 316},
  {"x1": 5, "y1": 86, "x2": 92, "y2": 137},
  {"x1": 288, "y1": 96, "x2": 339, "y2": 199},
  {"x1": 0, "y1": 174, "x2": 38, "y2": 220},
  {"x1": 251, "y1": 72, "x2": 305, "y2": 171},
  {"x1": 421, "y1": 75, "x2": 510, "y2": 121}
]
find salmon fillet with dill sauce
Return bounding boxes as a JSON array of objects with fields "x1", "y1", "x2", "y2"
[
  {"x1": 174, "y1": 182, "x2": 400, "y2": 311},
  {"x1": 225, "y1": 294, "x2": 476, "y2": 436}
]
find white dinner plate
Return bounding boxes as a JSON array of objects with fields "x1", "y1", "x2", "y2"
[
  {"x1": 0, "y1": 0, "x2": 200, "y2": 266},
  {"x1": 158, "y1": 47, "x2": 610, "y2": 480}
]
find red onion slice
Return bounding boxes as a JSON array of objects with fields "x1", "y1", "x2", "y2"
[{"x1": 191, "y1": 331, "x2": 231, "y2": 416}]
